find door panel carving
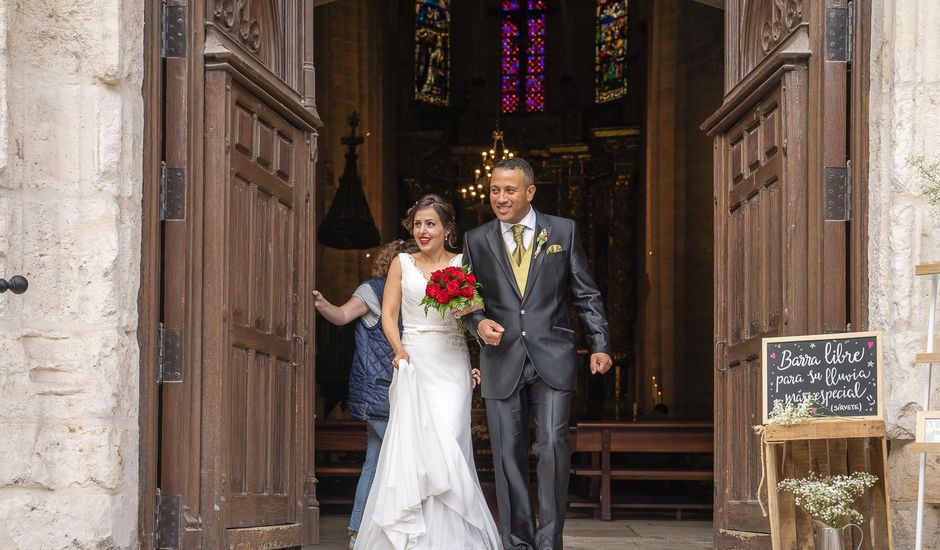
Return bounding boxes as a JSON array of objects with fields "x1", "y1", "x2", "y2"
[
  {"x1": 207, "y1": 0, "x2": 307, "y2": 94},
  {"x1": 728, "y1": 0, "x2": 807, "y2": 89},
  {"x1": 724, "y1": 88, "x2": 785, "y2": 352},
  {"x1": 222, "y1": 82, "x2": 307, "y2": 538},
  {"x1": 759, "y1": 0, "x2": 804, "y2": 54},
  {"x1": 213, "y1": 0, "x2": 261, "y2": 53}
]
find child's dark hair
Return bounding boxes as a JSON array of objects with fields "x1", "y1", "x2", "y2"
[
  {"x1": 372, "y1": 239, "x2": 419, "y2": 277},
  {"x1": 401, "y1": 194, "x2": 458, "y2": 248}
]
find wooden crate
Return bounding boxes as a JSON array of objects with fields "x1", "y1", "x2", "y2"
[{"x1": 763, "y1": 420, "x2": 893, "y2": 550}]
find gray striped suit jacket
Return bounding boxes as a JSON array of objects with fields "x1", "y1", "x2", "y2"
[{"x1": 462, "y1": 210, "x2": 610, "y2": 399}]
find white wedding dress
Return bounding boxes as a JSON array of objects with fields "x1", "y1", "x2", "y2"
[{"x1": 354, "y1": 253, "x2": 501, "y2": 550}]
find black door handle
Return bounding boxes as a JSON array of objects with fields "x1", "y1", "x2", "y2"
[{"x1": 0, "y1": 275, "x2": 28, "y2": 294}]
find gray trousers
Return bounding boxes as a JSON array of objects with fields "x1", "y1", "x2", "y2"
[{"x1": 486, "y1": 361, "x2": 572, "y2": 550}]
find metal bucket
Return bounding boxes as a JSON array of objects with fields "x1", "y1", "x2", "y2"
[{"x1": 814, "y1": 521, "x2": 864, "y2": 550}]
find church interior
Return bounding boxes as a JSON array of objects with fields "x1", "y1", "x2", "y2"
[{"x1": 311, "y1": 0, "x2": 723, "y2": 516}]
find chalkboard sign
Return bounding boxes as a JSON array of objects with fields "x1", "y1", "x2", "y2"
[{"x1": 762, "y1": 331, "x2": 883, "y2": 422}]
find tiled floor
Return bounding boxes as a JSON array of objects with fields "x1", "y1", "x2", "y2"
[{"x1": 309, "y1": 514, "x2": 713, "y2": 549}]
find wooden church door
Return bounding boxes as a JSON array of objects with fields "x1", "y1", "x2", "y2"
[
  {"x1": 704, "y1": 1, "x2": 870, "y2": 547},
  {"x1": 152, "y1": 2, "x2": 321, "y2": 548}
]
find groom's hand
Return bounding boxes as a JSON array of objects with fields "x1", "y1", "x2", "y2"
[
  {"x1": 478, "y1": 319, "x2": 505, "y2": 346},
  {"x1": 590, "y1": 353, "x2": 613, "y2": 375}
]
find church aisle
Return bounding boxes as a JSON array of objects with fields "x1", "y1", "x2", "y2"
[{"x1": 310, "y1": 515, "x2": 713, "y2": 550}]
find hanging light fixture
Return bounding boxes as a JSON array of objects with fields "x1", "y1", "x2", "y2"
[
  {"x1": 319, "y1": 112, "x2": 381, "y2": 250},
  {"x1": 460, "y1": 127, "x2": 515, "y2": 204}
]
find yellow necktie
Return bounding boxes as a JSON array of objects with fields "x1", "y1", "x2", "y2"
[{"x1": 511, "y1": 224, "x2": 526, "y2": 266}]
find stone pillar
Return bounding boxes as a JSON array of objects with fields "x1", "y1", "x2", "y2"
[
  {"x1": 869, "y1": 0, "x2": 940, "y2": 546},
  {"x1": 0, "y1": 1, "x2": 143, "y2": 548},
  {"x1": 642, "y1": 0, "x2": 678, "y2": 415}
]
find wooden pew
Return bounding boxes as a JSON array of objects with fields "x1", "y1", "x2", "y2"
[
  {"x1": 570, "y1": 421, "x2": 714, "y2": 521},
  {"x1": 315, "y1": 420, "x2": 367, "y2": 505}
]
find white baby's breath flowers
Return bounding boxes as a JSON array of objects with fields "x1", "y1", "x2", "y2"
[
  {"x1": 777, "y1": 472, "x2": 878, "y2": 528},
  {"x1": 767, "y1": 393, "x2": 826, "y2": 425}
]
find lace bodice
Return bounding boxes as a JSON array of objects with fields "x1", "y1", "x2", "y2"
[{"x1": 398, "y1": 252, "x2": 463, "y2": 333}]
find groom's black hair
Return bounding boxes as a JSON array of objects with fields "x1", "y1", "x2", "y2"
[{"x1": 493, "y1": 157, "x2": 535, "y2": 187}]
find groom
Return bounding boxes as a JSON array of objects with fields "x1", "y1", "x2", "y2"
[{"x1": 462, "y1": 157, "x2": 611, "y2": 550}]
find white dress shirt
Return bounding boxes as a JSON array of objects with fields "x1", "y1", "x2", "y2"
[{"x1": 499, "y1": 207, "x2": 536, "y2": 251}]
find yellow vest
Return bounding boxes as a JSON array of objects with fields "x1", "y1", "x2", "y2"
[{"x1": 505, "y1": 239, "x2": 534, "y2": 295}]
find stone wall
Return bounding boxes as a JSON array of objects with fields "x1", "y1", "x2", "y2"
[
  {"x1": 0, "y1": 1, "x2": 143, "y2": 548},
  {"x1": 869, "y1": 0, "x2": 940, "y2": 546}
]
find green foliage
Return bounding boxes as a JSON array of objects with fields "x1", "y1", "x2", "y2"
[{"x1": 910, "y1": 155, "x2": 940, "y2": 214}]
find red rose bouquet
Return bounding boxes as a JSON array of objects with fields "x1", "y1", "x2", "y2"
[{"x1": 421, "y1": 265, "x2": 484, "y2": 317}]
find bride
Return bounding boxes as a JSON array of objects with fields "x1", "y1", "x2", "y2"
[{"x1": 353, "y1": 194, "x2": 501, "y2": 550}]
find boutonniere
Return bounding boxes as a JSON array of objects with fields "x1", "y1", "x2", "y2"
[{"x1": 533, "y1": 228, "x2": 549, "y2": 259}]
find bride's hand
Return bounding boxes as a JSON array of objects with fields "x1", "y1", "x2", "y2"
[
  {"x1": 470, "y1": 368, "x2": 481, "y2": 389},
  {"x1": 392, "y1": 351, "x2": 410, "y2": 369}
]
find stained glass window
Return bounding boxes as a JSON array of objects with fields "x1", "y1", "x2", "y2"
[
  {"x1": 501, "y1": 0, "x2": 546, "y2": 113},
  {"x1": 595, "y1": 0, "x2": 628, "y2": 103},
  {"x1": 415, "y1": 0, "x2": 450, "y2": 106}
]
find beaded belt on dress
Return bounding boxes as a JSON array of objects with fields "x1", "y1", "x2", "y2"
[{"x1": 403, "y1": 326, "x2": 458, "y2": 334}]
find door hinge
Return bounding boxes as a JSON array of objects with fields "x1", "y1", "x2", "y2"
[
  {"x1": 159, "y1": 162, "x2": 186, "y2": 221},
  {"x1": 826, "y1": 6, "x2": 851, "y2": 63},
  {"x1": 157, "y1": 323, "x2": 183, "y2": 384},
  {"x1": 155, "y1": 490, "x2": 181, "y2": 549},
  {"x1": 846, "y1": 159, "x2": 853, "y2": 220},
  {"x1": 161, "y1": 2, "x2": 187, "y2": 59},
  {"x1": 825, "y1": 166, "x2": 850, "y2": 221},
  {"x1": 847, "y1": 2, "x2": 854, "y2": 64}
]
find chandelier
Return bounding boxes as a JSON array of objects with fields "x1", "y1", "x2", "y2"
[{"x1": 460, "y1": 128, "x2": 515, "y2": 204}]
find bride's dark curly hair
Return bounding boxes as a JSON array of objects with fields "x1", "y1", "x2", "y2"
[{"x1": 402, "y1": 194, "x2": 459, "y2": 249}]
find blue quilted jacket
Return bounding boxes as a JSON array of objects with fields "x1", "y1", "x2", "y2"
[{"x1": 348, "y1": 277, "x2": 395, "y2": 420}]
